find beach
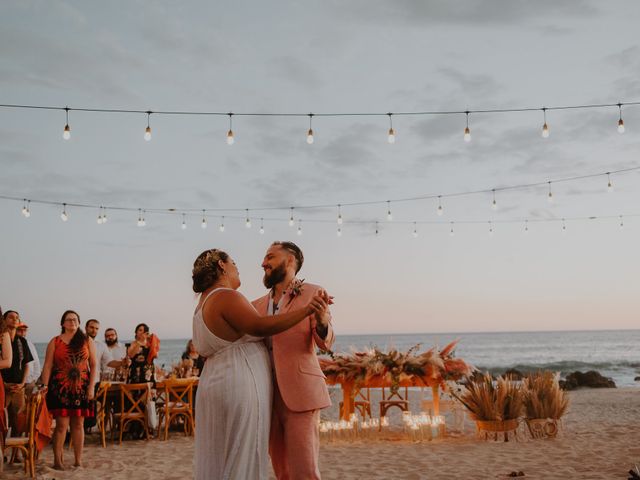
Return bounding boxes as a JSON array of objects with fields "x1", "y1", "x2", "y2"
[{"x1": 4, "y1": 387, "x2": 639, "y2": 479}]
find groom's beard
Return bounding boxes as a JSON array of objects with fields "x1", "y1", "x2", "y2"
[{"x1": 263, "y1": 261, "x2": 287, "y2": 289}]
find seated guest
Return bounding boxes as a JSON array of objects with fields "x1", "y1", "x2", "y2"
[
  {"x1": 181, "y1": 339, "x2": 205, "y2": 376},
  {"x1": 16, "y1": 321, "x2": 41, "y2": 391},
  {"x1": 1, "y1": 310, "x2": 33, "y2": 437},
  {"x1": 100, "y1": 328, "x2": 129, "y2": 380},
  {"x1": 127, "y1": 323, "x2": 159, "y2": 383}
]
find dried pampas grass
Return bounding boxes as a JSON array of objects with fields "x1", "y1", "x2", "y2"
[
  {"x1": 522, "y1": 371, "x2": 569, "y2": 419},
  {"x1": 455, "y1": 373, "x2": 523, "y2": 421}
]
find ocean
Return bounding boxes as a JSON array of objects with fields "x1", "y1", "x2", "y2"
[{"x1": 34, "y1": 329, "x2": 640, "y2": 386}]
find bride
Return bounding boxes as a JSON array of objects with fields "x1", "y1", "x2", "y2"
[{"x1": 191, "y1": 248, "x2": 329, "y2": 480}]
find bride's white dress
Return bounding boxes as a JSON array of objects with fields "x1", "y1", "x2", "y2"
[{"x1": 193, "y1": 288, "x2": 272, "y2": 480}]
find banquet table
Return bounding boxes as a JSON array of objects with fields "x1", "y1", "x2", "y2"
[{"x1": 326, "y1": 376, "x2": 441, "y2": 421}]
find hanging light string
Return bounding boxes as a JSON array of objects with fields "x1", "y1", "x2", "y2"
[{"x1": 3, "y1": 164, "x2": 640, "y2": 220}]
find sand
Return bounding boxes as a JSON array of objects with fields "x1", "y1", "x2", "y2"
[{"x1": 3, "y1": 387, "x2": 640, "y2": 479}]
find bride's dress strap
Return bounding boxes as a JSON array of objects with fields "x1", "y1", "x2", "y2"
[{"x1": 199, "y1": 287, "x2": 233, "y2": 313}]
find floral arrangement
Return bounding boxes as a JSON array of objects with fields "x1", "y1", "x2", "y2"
[
  {"x1": 452, "y1": 373, "x2": 523, "y2": 421},
  {"x1": 319, "y1": 341, "x2": 472, "y2": 392},
  {"x1": 521, "y1": 371, "x2": 569, "y2": 420}
]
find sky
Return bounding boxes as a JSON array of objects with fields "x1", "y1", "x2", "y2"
[{"x1": 1, "y1": 1, "x2": 640, "y2": 342}]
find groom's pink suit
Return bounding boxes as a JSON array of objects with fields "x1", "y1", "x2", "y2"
[{"x1": 253, "y1": 282, "x2": 334, "y2": 480}]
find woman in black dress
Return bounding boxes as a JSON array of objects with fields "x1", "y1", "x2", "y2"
[{"x1": 127, "y1": 323, "x2": 159, "y2": 383}]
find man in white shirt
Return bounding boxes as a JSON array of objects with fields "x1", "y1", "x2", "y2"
[
  {"x1": 102, "y1": 328, "x2": 128, "y2": 380},
  {"x1": 16, "y1": 322, "x2": 41, "y2": 385}
]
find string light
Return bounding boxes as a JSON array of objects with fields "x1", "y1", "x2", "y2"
[
  {"x1": 463, "y1": 111, "x2": 471, "y2": 142},
  {"x1": 144, "y1": 111, "x2": 152, "y2": 141},
  {"x1": 337, "y1": 226, "x2": 342, "y2": 237},
  {"x1": 541, "y1": 107, "x2": 549, "y2": 138},
  {"x1": 297, "y1": 219, "x2": 303, "y2": 236},
  {"x1": 181, "y1": 213, "x2": 187, "y2": 230},
  {"x1": 137, "y1": 209, "x2": 145, "y2": 227},
  {"x1": 307, "y1": 113, "x2": 314, "y2": 144},
  {"x1": 60, "y1": 203, "x2": 68, "y2": 222},
  {"x1": 449, "y1": 221, "x2": 454, "y2": 236},
  {"x1": 386, "y1": 200, "x2": 392, "y2": 221},
  {"x1": 245, "y1": 209, "x2": 251, "y2": 228},
  {"x1": 226, "y1": 113, "x2": 234, "y2": 145},
  {"x1": 289, "y1": 207, "x2": 295, "y2": 227},
  {"x1": 547, "y1": 181, "x2": 554, "y2": 203},
  {"x1": 488, "y1": 220, "x2": 493, "y2": 236},
  {"x1": 437, "y1": 196, "x2": 444, "y2": 216},
  {"x1": 562, "y1": 218, "x2": 567, "y2": 233},
  {"x1": 21, "y1": 199, "x2": 31, "y2": 218},
  {"x1": 101, "y1": 207, "x2": 107, "y2": 224},
  {"x1": 201, "y1": 209, "x2": 207, "y2": 229},
  {"x1": 607, "y1": 173, "x2": 613, "y2": 192},
  {"x1": 219, "y1": 216, "x2": 225, "y2": 232},
  {"x1": 259, "y1": 218, "x2": 265, "y2": 235},
  {"x1": 524, "y1": 219, "x2": 529, "y2": 234},
  {"x1": 375, "y1": 221, "x2": 379, "y2": 236},
  {"x1": 337, "y1": 204, "x2": 343, "y2": 225},
  {"x1": 412, "y1": 222, "x2": 418, "y2": 238},
  {"x1": 491, "y1": 189, "x2": 498, "y2": 210},
  {"x1": 387, "y1": 113, "x2": 395, "y2": 144},
  {"x1": 97, "y1": 207, "x2": 104, "y2": 224},
  {"x1": 63, "y1": 107, "x2": 71, "y2": 140},
  {"x1": 618, "y1": 103, "x2": 625, "y2": 133},
  {"x1": 619, "y1": 215, "x2": 624, "y2": 229}
]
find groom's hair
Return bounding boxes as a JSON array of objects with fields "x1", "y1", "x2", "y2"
[{"x1": 271, "y1": 241, "x2": 304, "y2": 274}]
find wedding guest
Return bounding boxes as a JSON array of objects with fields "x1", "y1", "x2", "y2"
[
  {"x1": 86, "y1": 319, "x2": 107, "y2": 378},
  {"x1": 181, "y1": 339, "x2": 205, "y2": 375},
  {"x1": 253, "y1": 241, "x2": 335, "y2": 480},
  {"x1": 101, "y1": 328, "x2": 128, "y2": 380},
  {"x1": 127, "y1": 323, "x2": 159, "y2": 383},
  {"x1": 191, "y1": 248, "x2": 329, "y2": 480},
  {"x1": 40, "y1": 310, "x2": 97, "y2": 470},
  {"x1": 16, "y1": 321, "x2": 41, "y2": 389},
  {"x1": 1, "y1": 310, "x2": 33, "y2": 437},
  {"x1": 0, "y1": 307, "x2": 14, "y2": 449}
]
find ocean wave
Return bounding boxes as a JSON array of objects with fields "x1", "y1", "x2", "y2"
[{"x1": 477, "y1": 360, "x2": 640, "y2": 374}]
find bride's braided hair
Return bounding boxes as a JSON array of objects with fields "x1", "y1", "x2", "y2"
[{"x1": 192, "y1": 248, "x2": 229, "y2": 293}]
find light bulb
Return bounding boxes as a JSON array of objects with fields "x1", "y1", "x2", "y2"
[
  {"x1": 23, "y1": 208, "x2": 31, "y2": 218},
  {"x1": 619, "y1": 216, "x2": 624, "y2": 230},
  {"x1": 542, "y1": 122, "x2": 549, "y2": 138},
  {"x1": 449, "y1": 223, "x2": 454, "y2": 236},
  {"x1": 63, "y1": 124, "x2": 71, "y2": 140},
  {"x1": 260, "y1": 226, "x2": 265, "y2": 235},
  {"x1": 463, "y1": 127, "x2": 471, "y2": 142},
  {"x1": 387, "y1": 128, "x2": 395, "y2": 144},
  {"x1": 182, "y1": 221, "x2": 187, "y2": 230},
  {"x1": 137, "y1": 217, "x2": 143, "y2": 227},
  {"x1": 297, "y1": 226, "x2": 302, "y2": 236},
  {"x1": 61, "y1": 210, "x2": 68, "y2": 222},
  {"x1": 337, "y1": 214, "x2": 343, "y2": 225},
  {"x1": 201, "y1": 218, "x2": 207, "y2": 229},
  {"x1": 412, "y1": 229, "x2": 418, "y2": 238},
  {"x1": 21, "y1": 201, "x2": 31, "y2": 218},
  {"x1": 289, "y1": 209, "x2": 294, "y2": 227},
  {"x1": 144, "y1": 126, "x2": 152, "y2": 141},
  {"x1": 307, "y1": 129, "x2": 314, "y2": 144},
  {"x1": 618, "y1": 118, "x2": 625, "y2": 134},
  {"x1": 387, "y1": 210, "x2": 392, "y2": 221},
  {"x1": 226, "y1": 130, "x2": 234, "y2": 145},
  {"x1": 102, "y1": 212, "x2": 107, "y2": 223},
  {"x1": 491, "y1": 199, "x2": 498, "y2": 211},
  {"x1": 337, "y1": 227, "x2": 342, "y2": 237},
  {"x1": 548, "y1": 191, "x2": 554, "y2": 203},
  {"x1": 607, "y1": 174, "x2": 613, "y2": 192},
  {"x1": 97, "y1": 214, "x2": 103, "y2": 224},
  {"x1": 219, "y1": 223, "x2": 225, "y2": 233}
]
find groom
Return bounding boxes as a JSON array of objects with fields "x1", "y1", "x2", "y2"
[{"x1": 253, "y1": 241, "x2": 334, "y2": 480}]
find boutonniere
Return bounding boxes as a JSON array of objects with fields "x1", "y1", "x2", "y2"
[{"x1": 286, "y1": 278, "x2": 305, "y2": 305}]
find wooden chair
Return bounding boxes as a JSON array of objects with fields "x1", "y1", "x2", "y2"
[
  {"x1": 95, "y1": 381, "x2": 112, "y2": 447},
  {"x1": 339, "y1": 387, "x2": 372, "y2": 420},
  {"x1": 113, "y1": 383, "x2": 150, "y2": 444},
  {"x1": 379, "y1": 386, "x2": 409, "y2": 417},
  {"x1": 158, "y1": 378, "x2": 196, "y2": 440},
  {"x1": 3, "y1": 391, "x2": 43, "y2": 478}
]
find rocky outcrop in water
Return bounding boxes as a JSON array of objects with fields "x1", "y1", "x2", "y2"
[{"x1": 560, "y1": 370, "x2": 616, "y2": 390}]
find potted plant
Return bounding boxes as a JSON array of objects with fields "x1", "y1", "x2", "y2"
[
  {"x1": 521, "y1": 371, "x2": 569, "y2": 438},
  {"x1": 454, "y1": 373, "x2": 523, "y2": 441}
]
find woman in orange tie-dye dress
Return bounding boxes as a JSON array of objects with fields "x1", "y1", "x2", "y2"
[{"x1": 41, "y1": 310, "x2": 97, "y2": 471}]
